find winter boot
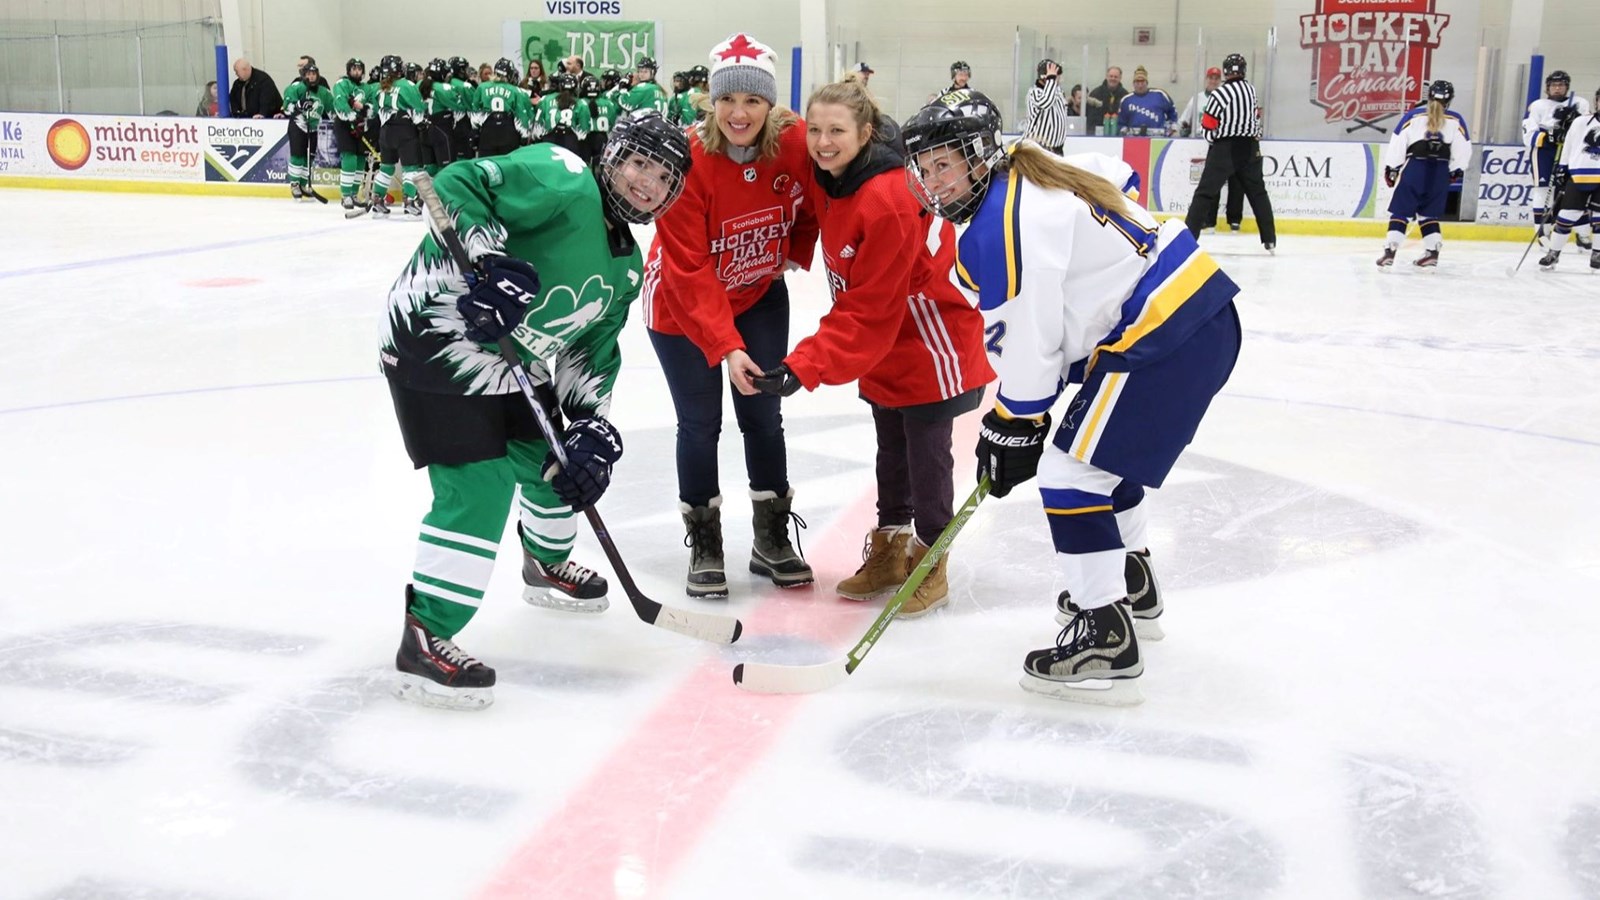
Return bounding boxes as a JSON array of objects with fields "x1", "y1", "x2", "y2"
[
  {"x1": 681, "y1": 497, "x2": 728, "y2": 599},
  {"x1": 1021, "y1": 601, "x2": 1142, "y2": 706},
  {"x1": 394, "y1": 586, "x2": 495, "y2": 710},
  {"x1": 836, "y1": 525, "x2": 911, "y2": 601},
  {"x1": 519, "y1": 526, "x2": 609, "y2": 613},
  {"x1": 1376, "y1": 246, "x2": 1396, "y2": 267},
  {"x1": 749, "y1": 488, "x2": 814, "y2": 588},
  {"x1": 1057, "y1": 550, "x2": 1165, "y2": 640},
  {"x1": 896, "y1": 536, "x2": 949, "y2": 618},
  {"x1": 1412, "y1": 249, "x2": 1439, "y2": 268}
]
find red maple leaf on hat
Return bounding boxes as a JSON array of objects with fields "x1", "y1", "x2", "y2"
[{"x1": 718, "y1": 34, "x2": 764, "y2": 63}]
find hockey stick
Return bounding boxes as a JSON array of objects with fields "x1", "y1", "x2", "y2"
[
  {"x1": 295, "y1": 113, "x2": 330, "y2": 204},
  {"x1": 411, "y1": 172, "x2": 743, "y2": 645},
  {"x1": 345, "y1": 133, "x2": 382, "y2": 218},
  {"x1": 732, "y1": 476, "x2": 990, "y2": 694}
]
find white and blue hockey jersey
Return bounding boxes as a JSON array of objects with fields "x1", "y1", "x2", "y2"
[
  {"x1": 1383, "y1": 105, "x2": 1471, "y2": 172},
  {"x1": 1523, "y1": 96, "x2": 1592, "y2": 151},
  {"x1": 951, "y1": 169, "x2": 1238, "y2": 420},
  {"x1": 1559, "y1": 113, "x2": 1600, "y2": 186},
  {"x1": 1060, "y1": 150, "x2": 1143, "y2": 203}
]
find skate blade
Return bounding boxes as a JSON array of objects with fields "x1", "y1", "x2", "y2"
[
  {"x1": 1020, "y1": 673, "x2": 1143, "y2": 706},
  {"x1": 394, "y1": 673, "x2": 493, "y2": 711},
  {"x1": 522, "y1": 585, "x2": 608, "y2": 614}
]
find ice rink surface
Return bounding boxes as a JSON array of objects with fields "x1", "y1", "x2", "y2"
[{"x1": 2, "y1": 188, "x2": 1598, "y2": 899}]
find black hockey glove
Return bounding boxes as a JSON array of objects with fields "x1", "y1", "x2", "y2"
[
  {"x1": 752, "y1": 363, "x2": 802, "y2": 397},
  {"x1": 457, "y1": 255, "x2": 541, "y2": 343},
  {"x1": 1450, "y1": 169, "x2": 1463, "y2": 184},
  {"x1": 542, "y1": 417, "x2": 624, "y2": 508},
  {"x1": 1384, "y1": 167, "x2": 1399, "y2": 189},
  {"x1": 975, "y1": 409, "x2": 1051, "y2": 498}
]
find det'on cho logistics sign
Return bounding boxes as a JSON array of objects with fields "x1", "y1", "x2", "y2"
[{"x1": 520, "y1": 19, "x2": 655, "y2": 71}]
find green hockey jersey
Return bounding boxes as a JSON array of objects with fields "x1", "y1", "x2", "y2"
[
  {"x1": 380, "y1": 143, "x2": 642, "y2": 418},
  {"x1": 375, "y1": 78, "x2": 425, "y2": 125},
  {"x1": 535, "y1": 95, "x2": 591, "y2": 139},
  {"x1": 667, "y1": 91, "x2": 704, "y2": 126},
  {"x1": 331, "y1": 76, "x2": 368, "y2": 123},
  {"x1": 585, "y1": 95, "x2": 619, "y2": 135},
  {"x1": 282, "y1": 79, "x2": 336, "y2": 130},
  {"x1": 619, "y1": 81, "x2": 669, "y2": 116},
  {"x1": 474, "y1": 81, "x2": 535, "y2": 138}
]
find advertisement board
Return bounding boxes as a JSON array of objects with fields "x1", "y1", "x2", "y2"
[
  {"x1": 1474, "y1": 143, "x2": 1538, "y2": 226},
  {"x1": 516, "y1": 19, "x2": 658, "y2": 72},
  {"x1": 1147, "y1": 137, "x2": 1380, "y2": 219}
]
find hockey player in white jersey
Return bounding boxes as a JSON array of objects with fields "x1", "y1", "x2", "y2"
[
  {"x1": 1059, "y1": 149, "x2": 1142, "y2": 204},
  {"x1": 1538, "y1": 87, "x2": 1600, "y2": 271},
  {"x1": 1377, "y1": 80, "x2": 1471, "y2": 268},
  {"x1": 1523, "y1": 70, "x2": 1593, "y2": 248},
  {"x1": 903, "y1": 90, "x2": 1242, "y2": 706}
]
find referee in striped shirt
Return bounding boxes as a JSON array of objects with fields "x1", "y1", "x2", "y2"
[
  {"x1": 1184, "y1": 53, "x2": 1278, "y2": 250},
  {"x1": 1022, "y1": 59, "x2": 1069, "y2": 153}
]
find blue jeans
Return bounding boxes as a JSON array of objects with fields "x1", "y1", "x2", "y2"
[{"x1": 647, "y1": 279, "x2": 792, "y2": 507}]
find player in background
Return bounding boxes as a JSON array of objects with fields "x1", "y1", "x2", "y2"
[
  {"x1": 536, "y1": 71, "x2": 590, "y2": 160},
  {"x1": 372, "y1": 56, "x2": 427, "y2": 216},
  {"x1": 601, "y1": 68, "x2": 625, "y2": 106},
  {"x1": 578, "y1": 73, "x2": 618, "y2": 165},
  {"x1": 331, "y1": 58, "x2": 374, "y2": 210},
  {"x1": 1538, "y1": 88, "x2": 1600, "y2": 271},
  {"x1": 903, "y1": 90, "x2": 1241, "y2": 706},
  {"x1": 620, "y1": 56, "x2": 669, "y2": 115},
  {"x1": 1523, "y1": 70, "x2": 1593, "y2": 250},
  {"x1": 383, "y1": 113, "x2": 692, "y2": 710},
  {"x1": 282, "y1": 63, "x2": 335, "y2": 200},
  {"x1": 447, "y1": 56, "x2": 478, "y2": 161},
  {"x1": 1117, "y1": 65, "x2": 1177, "y2": 136},
  {"x1": 753, "y1": 82, "x2": 993, "y2": 615},
  {"x1": 1377, "y1": 80, "x2": 1470, "y2": 268},
  {"x1": 419, "y1": 58, "x2": 465, "y2": 177},
  {"x1": 686, "y1": 65, "x2": 710, "y2": 122},
  {"x1": 474, "y1": 58, "x2": 534, "y2": 158},
  {"x1": 668, "y1": 71, "x2": 694, "y2": 126},
  {"x1": 641, "y1": 33, "x2": 820, "y2": 599}
]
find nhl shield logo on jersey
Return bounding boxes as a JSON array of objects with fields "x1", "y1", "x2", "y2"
[{"x1": 743, "y1": 167, "x2": 757, "y2": 182}]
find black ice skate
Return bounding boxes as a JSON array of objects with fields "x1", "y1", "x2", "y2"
[
  {"x1": 749, "y1": 489, "x2": 814, "y2": 588},
  {"x1": 1229, "y1": 222, "x2": 1242, "y2": 233},
  {"x1": 1413, "y1": 249, "x2": 1439, "y2": 268},
  {"x1": 404, "y1": 196, "x2": 424, "y2": 217},
  {"x1": 1577, "y1": 232, "x2": 1593, "y2": 251},
  {"x1": 1057, "y1": 550, "x2": 1164, "y2": 640},
  {"x1": 681, "y1": 498, "x2": 729, "y2": 599},
  {"x1": 1263, "y1": 242, "x2": 1276, "y2": 255},
  {"x1": 1591, "y1": 249, "x2": 1600, "y2": 271},
  {"x1": 520, "y1": 528, "x2": 609, "y2": 613},
  {"x1": 290, "y1": 182, "x2": 305, "y2": 200},
  {"x1": 370, "y1": 194, "x2": 392, "y2": 217},
  {"x1": 1022, "y1": 602, "x2": 1143, "y2": 706},
  {"x1": 1539, "y1": 249, "x2": 1561, "y2": 270},
  {"x1": 1376, "y1": 246, "x2": 1397, "y2": 267},
  {"x1": 395, "y1": 587, "x2": 495, "y2": 710}
]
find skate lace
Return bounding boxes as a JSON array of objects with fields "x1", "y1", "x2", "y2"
[
  {"x1": 1052, "y1": 610, "x2": 1098, "y2": 658},
  {"x1": 428, "y1": 635, "x2": 482, "y2": 668},
  {"x1": 683, "y1": 516, "x2": 723, "y2": 562},
  {"x1": 545, "y1": 560, "x2": 595, "y2": 584}
]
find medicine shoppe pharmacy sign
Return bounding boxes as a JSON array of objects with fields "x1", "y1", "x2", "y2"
[{"x1": 1147, "y1": 138, "x2": 1380, "y2": 219}]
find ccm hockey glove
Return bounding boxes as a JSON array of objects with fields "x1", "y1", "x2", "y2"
[
  {"x1": 975, "y1": 409, "x2": 1051, "y2": 498},
  {"x1": 457, "y1": 255, "x2": 540, "y2": 343},
  {"x1": 542, "y1": 417, "x2": 624, "y2": 508}
]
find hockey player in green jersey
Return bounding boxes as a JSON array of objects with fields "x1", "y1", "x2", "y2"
[
  {"x1": 667, "y1": 71, "x2": 694, "y2": 126},
  {"x1": 535, "y1": 71, "x2": 591, "y2": 160},
  {"x1": 383, "y1": 111, "x2": 692, "y2": 710},
  {"x1": 281, "y1": 63, "x2": 335, "y2": 200},
  {"x1": 419, "y1": 57, "x2": 466, "y2": 175},
  {"x1": 331, "y1": 58, "x2": 372, "y2": 209},
  {"x1": 475, "y1": 58, "x2": 535, "y2": 157},
  {"x1": 579, "y1": 72, "x2": 618, "y2": 164},
  {"x1": 620, "y1": 56, "x2": 669, "y2": 115},
  {"x1": 372, "y1": 55, "x2": 428, "y2": 215},
  {"x1": 446, "y1": 56, "x2": 478, "y2": 160}
]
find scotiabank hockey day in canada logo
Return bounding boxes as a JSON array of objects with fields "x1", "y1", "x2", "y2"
[{"x1": 1299, "y1": 0, "x2": 1451, "y2": 134}]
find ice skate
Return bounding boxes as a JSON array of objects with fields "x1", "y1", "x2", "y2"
[
  {"x1": 836, "y1": 525, "x2": 910, "y2": 601},
  {"x1": 1263, "y1": 242, "x2": 1276, "y2": 255},
  {"x1": 290, "y1": 182, "x2": 304, "y2": 200},
  {"x1": 404, "y1": 196, "x2": 424, "y2": 217},
  {"x1": 1591, "y1": 249, "x2": 1599, "y2": 271},
  {"x1": 1376, "y1": 246, "x2": 1396, "y2": 267},
  {"x1": 1229, "y1": 222, "x2": 1242, "y2": 233},
  {"x1": 1539, "y1": 249, "x2": 1561, "y2": 270},
  {"x1": 394, "y1": 587, "x2": 495, "y2": 710},
  {"x1": 342, "y1": 196, "x2": 370, "y2": 219},
  {"x1": 1022, "y1": 602, "x2": 1143, "y2": 706},
  {"x1": 681, "y1": 498, "x2": 728, "y2": 599},
  {"x1": 1577, "y1": 232, "x2": 1593, "y2": 251},
  {"x1": 520, "y1": 529, "x2": 608, "y2": 613},
  {"x1": 370, "y1": 193, "x2": 391, "y2": 217},
  {"x1": 1412, "y1": 249, "x2": 1439, "y2": 268},
  {"x1": 1057, "y1": 550, "x2": 1164, "y2": 640}
]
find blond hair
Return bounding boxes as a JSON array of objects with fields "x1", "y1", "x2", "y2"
[
  {"x1": 1425, "y1": 99, "x2": 1446, "y2": 134},
  {"x1": 1003, "y1": 141, "x2": 1131, "y2": 213},
  {"x1": 805, "y1": 80, "x2": 881, "y2": 139},
  {"x1": 698, "y1": 103, "x2": 800, "y2": 161}
]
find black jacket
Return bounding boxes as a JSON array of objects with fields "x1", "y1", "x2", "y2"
[{"x1": 229, "y1": 68, "x2": 282, "y2": 118}]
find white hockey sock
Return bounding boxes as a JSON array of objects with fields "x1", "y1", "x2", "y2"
[{"x1": 1056, "y1": 547, "x2": 1127, "y2": 610}]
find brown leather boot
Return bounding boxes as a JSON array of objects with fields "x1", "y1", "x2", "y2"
[
  {"x1": 896, "y1": 537, "x2": 949, "y2": 618},
  {"x1": 836, "y1": 525, "x2": 911, "y2": 601}
]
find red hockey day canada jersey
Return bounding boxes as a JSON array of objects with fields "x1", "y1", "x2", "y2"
[
  {"x1": 642, "y1": 119, "x2": 820, "y2": 366},
  {"x1": 784, "y1": 167, "x2": 993, "y2": 409}
]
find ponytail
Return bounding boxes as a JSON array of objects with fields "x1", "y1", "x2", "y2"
[
  {"x1": 1003, "y1": 141, "x2": 1130, "y2": 213},
  {"x1": 1425, "y1": 99, "x2": 1446, "y2": 134}
]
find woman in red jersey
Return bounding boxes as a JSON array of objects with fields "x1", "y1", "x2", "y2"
[
  {"x1": 753, "y1": 81, "x2": 994, "y2": 617},
  {"x1": 642, "y1": 33, "x2": 820, "y2": 600}
]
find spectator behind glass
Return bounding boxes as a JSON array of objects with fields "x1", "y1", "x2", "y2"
[
  {"x1": 229, "y1": 59, "x2": 282, "y2": 118},
  {"x1": 523, "y1": 59, "x2": 547, "y2": 96},
  {"x1": 478, "y1": 62, "x2": 494, "y2": 84},
  {"x1": 1087, "y1": 66, "x2": 1128, "y2": 117},
  {"x1": 1068, "y1": 83, "x2": 1083, "y2": 116},
  {"x1": 195, "y1": 81, "x2": 219, "y2": 117}
]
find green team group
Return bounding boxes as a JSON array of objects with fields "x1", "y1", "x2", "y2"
[{"x1": 278, "y1": 52, "x2": 709, "y2": 217}]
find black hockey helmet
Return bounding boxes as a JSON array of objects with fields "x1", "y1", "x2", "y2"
[
  {"x1": 1427, "y1": 79, "x2": 1454, "y2": 106},
  {"x1": 425, "y1": 57, "x2": 448, "y2": 81},
  {"x1": 550, "y1": 71, "x2": 579, "y2": 95},
  {"x1": 672, "y1": 71, "x2": 689, "y2": 90},
  {"x1": 1036, "y1": 58, "x2": 1057, "y2": 78},
  {"x1": 579, "y1": 73, "x2": 603, "y2": 98},
  {"x1": 301, "y1": 63, "x2": 319, "y2": 79},
  {"x1": 1222, "y1": 53, "x2": 1247, "y2": 78},
  {"x1": 1546, "y1": 69, "x2": 1571, "y2": 98},
  {"x1": 689, "y1": 65, "x2": 709, "y2": 86},
  {"x1": 404, "y1": 62, "x2": 422, "y2": 82},
  {"x1": 376, "y1": 54, "x2": 403, "y2": 80},
  {"x1": 636, "y1": 56, "x2": 659, "y2": 75},
  {"x1": 494, "y1": 57, "x2": 520, "y2": 83},
  {"x1": 951, "y1": 60, "x2": 970, "y2": 75},
  {"x1": 901, "y1": 89, "x2": 1006, "y2": 224},
  {"x1": 448, "y1": 56, "x2": 472, "y2": 80},
  {"x1": 599, "y1": 110, "x2": 692, "y2": 225},
  {"x1": 602, "y1": 67, "x2": 621, "y2": 89},
  {"x1": 345, "y1": 57, "x2": 365, "y2": 81}
]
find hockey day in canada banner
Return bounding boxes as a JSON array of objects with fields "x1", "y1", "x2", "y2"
[{"x1": 1269, "y1": 0, "x2": 1478, "y2": 141}]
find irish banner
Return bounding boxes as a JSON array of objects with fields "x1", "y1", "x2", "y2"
[{"x1": 516, "y1": 20, "x2": 658, "y2": 72}]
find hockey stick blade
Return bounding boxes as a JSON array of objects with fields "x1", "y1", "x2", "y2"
[
  {"x1": 412, "y1": 172, "x2": 744, "y2": 646},
  {"x1": 732, "y1": 477, "x2": 990, "y2": 693}
]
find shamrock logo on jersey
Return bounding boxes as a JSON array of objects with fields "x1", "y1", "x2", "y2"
[{"x1": 510, "y1": 274, "x2": 614, "y2": 358}]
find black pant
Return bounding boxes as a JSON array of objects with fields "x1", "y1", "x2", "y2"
[
  {"x1": 420, "y1": 117, "x2": 454, "y2": 168},
  {"x1": 379, "y1": 119, "x2": 421, "y2": 166},
  {"x1": 870, "y1": 402, "x2": 955, "y2": 547},
  {"x1": 1223, "y1": 175, "x2": 1244, "y2": 226},
  {"x1": 646, "y1": 280, "x2": 792, "y2": 507},
  {"x1": 1186, "y1": 136, "x2": 1275, "y2": 244},
  {"x1": 451, "y1": 117, "x2": 476, "y2": 160}
]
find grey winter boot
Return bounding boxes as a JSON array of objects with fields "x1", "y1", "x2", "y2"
[
  {"x1": 749, "y1": 488, "x2": 814, "y2": 587},
  {"x1": 681, "y1": 496, "x2": 728, "y2": 599}
]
